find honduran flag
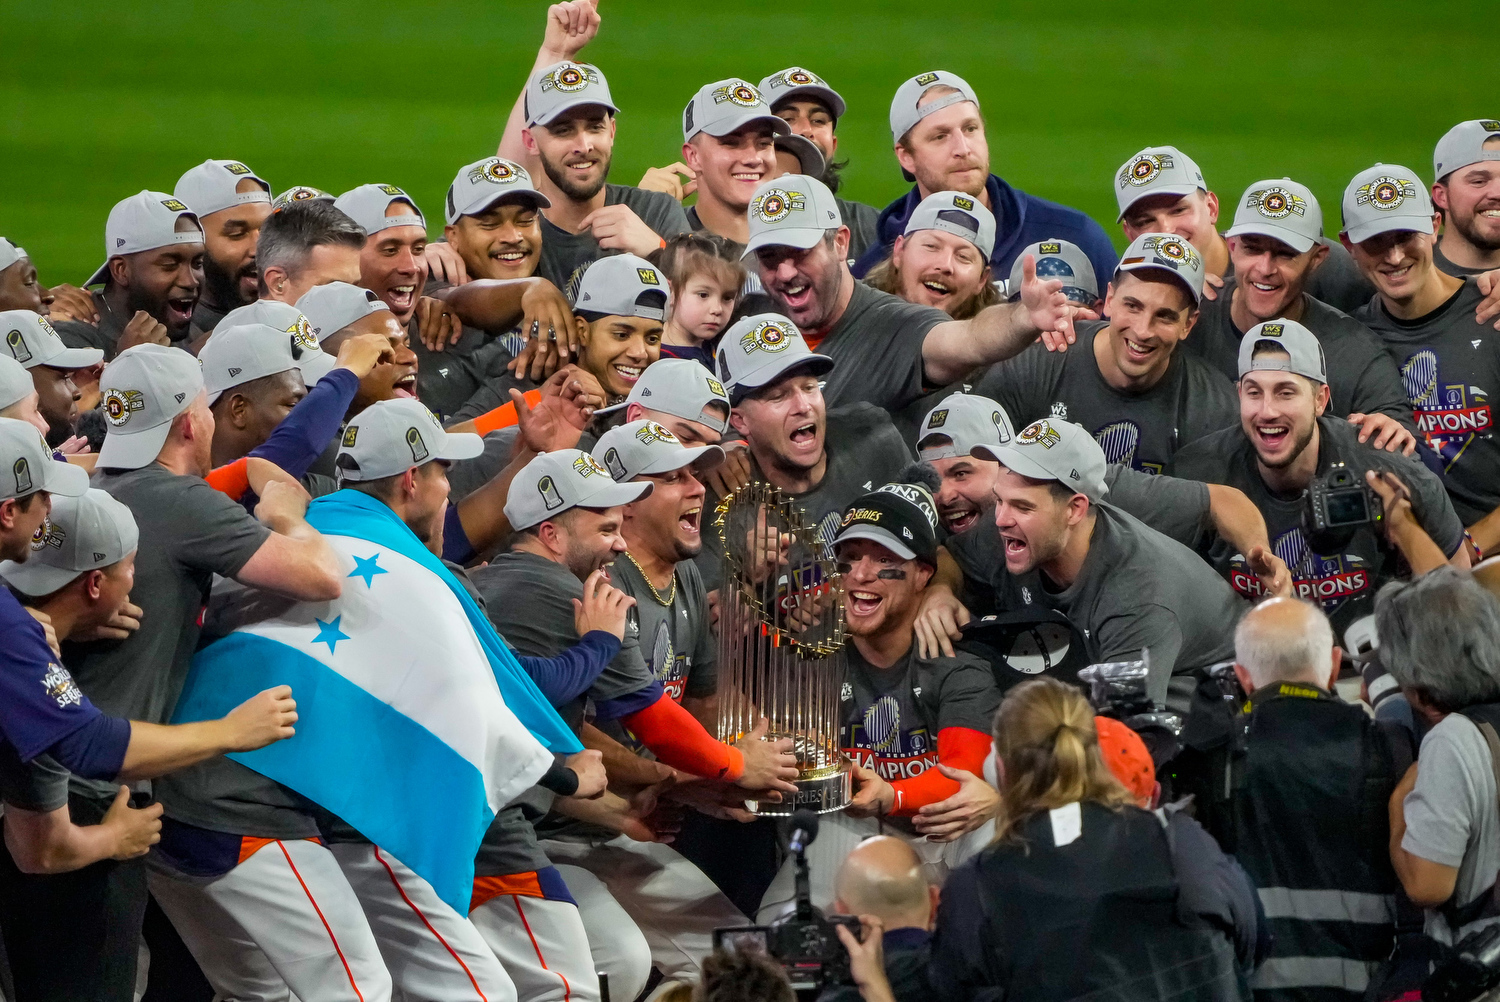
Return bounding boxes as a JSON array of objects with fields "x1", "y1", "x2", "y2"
[{"x1": 172, "y1": 489, "x2": 582, "y2": 912}]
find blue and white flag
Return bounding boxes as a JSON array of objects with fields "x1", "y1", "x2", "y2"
[{"x1": 173, "y1": 489, "x2": 581, "y2": 912}]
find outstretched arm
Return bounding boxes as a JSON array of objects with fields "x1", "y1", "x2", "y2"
[
  {"x1": 496, "y1": 0, "x2": 602, "y2": 165},
  {"x1": 921, "y1": 255, "x2": 1080, "y2": 385}
]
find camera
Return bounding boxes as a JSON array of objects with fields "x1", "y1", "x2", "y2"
[
  {"x1": 1078, "y1": 651, "x2": 1183, "y2": 766},
  {"x1": 1303, "y1": 462, "x2": 1383, "y2": 549},
  {"x1": 1425, "y1": 923, "x2": 1500, "y2": 1002},
  {"x1": 714, "y1": 810, "x2": 859, "y2": 992}
]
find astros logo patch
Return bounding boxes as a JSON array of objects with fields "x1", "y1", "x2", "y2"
[
  {"x1": 1120, "y1": 153, "x2": 1175, "y2": 188},
  {"x1": 541, "y1": 63, "x2": 598, "y2": 93},
  {"x1": 1017, "y1": 420, "x2": 1063, "y2": 449},
  {"x1": 740, "y1": 319, "x2": 795, "y2": 354},
  {"x1": 31, "y1": 518, "x2": 64, "y2": 552},
  {"x1": 751, "y1": 187, "x2": 806, "y2": 223},
  {"x1": 471, "y1": 159, "x2": 519, "y2": 186},
  {"x1": 1249, "y1": 186, "x2": 1306, "y2": 219},
  {"x1": 712, "y1": 83, "x2": 760, "y2": 107},
  {"x1": 161, "y1": 198, "x2": 189, "y2": 212},
  {"x1": 573, "y1": 454, "x2": 608, "y2": 478},
  {"x1": 102, "y1": 388, "x2": 145, "y2": 426},
  {"x1": 1356, "y1": 176, "x2": 1417, "y2": 211},
  {"x1": 785, "y1": 69, "x2": 815, "y2": 86},
  {"x1": 1142, "y1": 234, "x2": 1198, "y2": 269},
  {"x1": 288, "y1": 316, "x2": 318, "y2": 351},
  {"x1": 635, "y1": 421, "x2": 677, "y2": 446},
  {"x1": 284, "y1": 187, "x2": 320, "y2": 202}
]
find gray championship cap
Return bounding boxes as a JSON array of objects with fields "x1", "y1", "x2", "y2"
[
  {"x1": 334, "y1": 398, "x2": 482, "y2": 483},
  {"x1": 743, "y1": 174, "x2": 843, "y2": 257},
  {"x1": 773, "y1": 134, "x2": 827, "y2": 179},
  {"x1": 573, "y1": 254, "x2": 668, "y2": 320},
  {"x1": 0, "y1": 310, "x2": 104, "y2": 369},
  {"x1": 1435, "y1": 119, "x2": 1500, "y2": 181},
  {"x1": 526, "y1": 61, "x2": 619, "y2": 127},
  {"x1": 0, "y1": 239, "x2": 27, "y2": 274},
  {"x1": 0, "y1": 356, "x2": 33, "y2": 411},
  {"x1": 1225, "y1": 178, "x2": 1322, "y2": 254},
  {"x1": 917, "y1": 392, "x2": 1015, "y2": 460},
  {"x1": 96, "y1": 344, "x2": 205, "y2": 470},
  {"x1": 1114, "y1": 146, "x2": 1207, "y2": 220},
  {"x1": 0, "y1": 488, "x2": 138, "y2": 595},
  {"x1": 976, "y1": 417, "x2": 1109, "y2": 502},
  {"x1": 86, "y1": 191, "x2": 204, "y2": 287},
  {"x1": 504, "y1": 448, "x2": 652, "y2": 531},
  {"x1": 200, "y1": 323, "x2": 304, "y2": 405},
  {"x1": 271, "y1": 186, "x2": 335, "y2": 210},
  {"x1": 1237, "y1": 318, "x2": 1327, "y2": 384},
  {"x1": 446, "y1": 157, "x2": 550, "y2": 225},
  {"x1": 1340, "y1": 164, "x2": 1435, "y2": 242},
  {"x1": 904, "y1": 190, "x2": 997, "y2": 258},
  {"x1": 683, "y1": 79, "x2": 789, "y2": 143},
  {"x1": 596, "y1": 358, "x2": 732, "y2": 434},
  {"x1": 889, "y1": 70, "x2": 980, "y2": 145},
  {"x1": 218, "y1": 299, "x2": 335, "y2": 385},
  {"x1": 296, "y1": 282, "x2": 393, "y2": 343},
  {"x1": 716, "y1": 314, "x2": 832, "y2": 400},
  {"x1": 594, "y1": 419, "x2": 725, "y2": 482},
  {"x1": 1114, "y1": 231, "x2": 1205, "y2": 304},
  {"x1": 334, "y1": 184, "x2": 425, "y2": 237},
  {"x1": 832, "y1": 481, "x2": 940, "y2": 565},
  {"x1": 1007, "y1": 239, "x2": 1099, "y2": 305},
  {"x1": 0, "y1": 417, "x2": 88, "y2": 502},
  {"x1": 174, "y1": 159, "x2": 271, "y2": 218},
  {"x1": 758, "y1": 67, "x2": 847, "y2": 120}
]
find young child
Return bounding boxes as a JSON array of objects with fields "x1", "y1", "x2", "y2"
[{"x1": 654, "y1": 233, "x2": 743, "y2": 370}]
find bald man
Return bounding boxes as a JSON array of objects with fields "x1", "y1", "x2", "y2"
[
  {"x1": 1178, "y1": 598, "x2": 1408, "y2": 1002},
  {"x1": 823, "y1": 837, "x2": 935, "y2": 1002}
]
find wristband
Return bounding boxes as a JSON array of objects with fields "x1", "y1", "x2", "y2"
[
  {"x1": 205, "y1": 457, "x2": 250, "y2": 501},
  {"x1": 471, "y1": 388, "x2": 544, "y2": 437}
]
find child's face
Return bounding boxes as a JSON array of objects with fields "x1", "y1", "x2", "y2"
[
  {"x1": 577, "y1": 315, "x2": 663, "y2": 397},
  {"x1": 670, "y1": 275, "x2": 738, "y2": 343}
]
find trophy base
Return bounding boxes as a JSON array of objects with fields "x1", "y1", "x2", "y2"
[{"x1": 745, "y1": 762, "x2": 852, "y2": 817}]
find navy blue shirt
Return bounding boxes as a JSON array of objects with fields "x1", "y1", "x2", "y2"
[{"x1": 852, "y1": 173, "x2": 1119, "y2": 290}]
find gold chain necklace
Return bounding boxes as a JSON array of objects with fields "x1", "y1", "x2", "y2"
[{"x1": 622, "y1": 551, "x2": 676, "y2": 607}]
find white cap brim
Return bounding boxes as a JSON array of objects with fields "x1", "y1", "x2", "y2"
[
  {"x1": 298, "y1": 352, "x2": 338, "y2": 387},
  {"x1": 84, "y1": 259, "x2": 111, "y2": 287},
  {"x1": 973, "y1": 443, "x2": 1061, "y2": 487},
  {"x1": 96, "y1": 423, "x2": 174, "y2": 471},
  {"x1": 34, "y1": 345, "x2": 106, "y2": 370},
  {"x1": 40, "y1": 457, "x2": 89, "y2": 497},
  {"x1": 731, "y1": 352, "x2": 834, "y2": 394},
  {"x1": 530, "y1": 97, "x2": 620, "y2": 127},
  {"x1": 1224, "y1": 221, "x2": 1316, "y2": 254},
  {"x1": 578, "y1": 478, "x2": 653, "y2": 509},
  {"x1": 639, "y1": 443, "x2": 726, "y2": 476},
  {"x1": 1343, "y1": 213, "x2": 1436, "y2": 243},
  {"x1": 701, "y1": 112, "x2": 791, "y2": 139},
  {"x1": 742, "y1": 226, "x2": 827, "y2": 258}
]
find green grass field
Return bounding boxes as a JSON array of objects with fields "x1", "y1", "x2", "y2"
[{"x1": 5, "y1": 0, "x2": 1497, "y2": 284}]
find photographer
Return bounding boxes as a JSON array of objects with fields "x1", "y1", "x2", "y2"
[
  {"x1": 929, "y1": 678, "x2": 1261, "y2": 1002},
  {"x1": 821, "y1": 837, "x2": 935, "y2": 1002},
  {"x1": 1172, "y1": 319, "x2": 1468, "y2": 644},
  {"x1": 1383, "y1": 569, "x2": 1500, "y2": 946}
]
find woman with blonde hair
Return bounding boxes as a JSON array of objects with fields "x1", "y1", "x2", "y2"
[{"x1": 926, "y1": 678, "x2": 1262, "y2": 1002}]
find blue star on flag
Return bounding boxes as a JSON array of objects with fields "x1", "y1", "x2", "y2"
[
  {"x1": 348, "y1": 553, "x2": 387, "y2": 588},
  {"x1": 312, "y1": 616, "x2": 350, "y2": 654}
]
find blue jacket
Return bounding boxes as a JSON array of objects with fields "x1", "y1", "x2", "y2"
[{"x1": 852, "y1": 173, "x2": 1119, "y2": 289}]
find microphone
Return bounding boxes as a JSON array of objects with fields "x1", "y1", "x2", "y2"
[{"x1": 788, "y1": 809, "x2": 819, "y2": 854}]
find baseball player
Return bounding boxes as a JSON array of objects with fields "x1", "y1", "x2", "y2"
[{"x1": 173, "y1": 159, "x2": 273, "y2": 333}]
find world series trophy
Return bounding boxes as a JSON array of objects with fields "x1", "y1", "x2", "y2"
[{"x1": 714, "y1": 481, "x2": 851, "y2": 816}]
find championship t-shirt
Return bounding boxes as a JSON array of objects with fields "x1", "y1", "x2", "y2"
[
  {"x1": 1171, "y1": 416, "x2": 1465, "y2": 638},
  {"x1": 1354, "y1": 280, "x2": 1500, "y2": 525},
  {"x1": 973, "y1": 320, "x2": 1238, "y2": 474},
  {"x1": 537, "y1": 184, "x2": 691, "y2": 291},
  {"x1": 1184, "y1": 282, "x2": 1415, "y2": 427},
  {"x1": 815, "y1": 282, "x2": 948, "y2": 412},
  {"x1": 1221, "y1": 237, "x2": 1376, "y2": 315},
  {"x1": 67, "y1": 465, "x2": 270, "y2": 804}
]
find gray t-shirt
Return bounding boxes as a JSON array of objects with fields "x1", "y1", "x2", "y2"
[
  {"x1": 52, "y1": 290, "x2": 192, "y2": 358},
  {"x1": 1402, "y1": 712, "x2": 1500, "y2": 944},
  {"x1": 945, "y1": 465, "x2": 1213, "y2": 617},
  {"x1": 993, "y1": 502, "x2": 1244, "y2": 712},
  {"x1": 1171, "y1": 416, "x2": 1464, "y2": 638},
  {"x1": 973, "y1": 320, "x2": 1239, "y2": 474},
  {"x1": 66, "y1": 464, "x2": 270, "y2": 804},
  {"x1": 816, "y1": 281, "x2": 948, "y2": 412},
  {"x1": 837, "y1": 197, "x2": 881, "y2": 265},
  {"x1": 1434, "y1": 244, "x2": 1488, "y2": 279},
  {"x1": 0, "y1": 749, "x2": 69, "y2": 812},
  {"x1": 414, "y1": 279, "x2": 535, "y2": 423},
  {"x1": 537, "y1": 184, "x2": 691, "y2": 291},
  {"x1": 474, "y1": 802, "x2": 553, "y2": 879},
  {"x1": 1222, "y1": 237, "x2": 1375, "y2": 315},
  {"x1": 1184, "y1": 282, "x2": 1415, "y2": 428},
  {"x1": 1354, "y1": 280, "x2": 1500, "y2": 525}
]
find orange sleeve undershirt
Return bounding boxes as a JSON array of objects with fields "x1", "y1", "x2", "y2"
[
  {"x1": 622, "y1": 693, "x2": 745, "y2": 782},
  {"x1": 889, "y1": 726, "x2": 991, "y2": 817},
  {"x1": 470, "y1": 389, "x2": 545, "y2": 437},
  {"x1": 204, "y1": 457, "x2": 250, "y2": 501}
]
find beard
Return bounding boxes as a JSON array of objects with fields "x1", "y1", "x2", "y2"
[
  {"x1": 202, "y1": 253, "x2": 257, "y2": 310},
  {"x1": 539, "y1": 148, "x2": 612, "y2": 203},
  {"x1": 1256, "y1": 420, "x2": 1317, "y2": 470},
  {"x1": 1451, "y1": 201, "x2": 1500, "y2": 252}
]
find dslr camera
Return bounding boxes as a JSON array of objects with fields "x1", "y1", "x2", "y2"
[{"x1": 1303, "y1": 462, "x2": 1383, "y2": 545}]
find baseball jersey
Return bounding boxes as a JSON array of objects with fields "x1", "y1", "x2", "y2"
[
  {"x1": 0, "y1": 588, "x2": 100, "y2": 763},
  {"x1": 1171, "y1": 416, "x2": 1465, "y2": 637},
  {"x1": 1184, "y1": 282, "x2": 1415, "y2": 427},
  {"x1": 1221, "y1": 238, "x2": 1376, "y2": 315},
  {"x1": 839, "y1": 642, "x2": 999, "y2": 830},
  {"x1": 815, "y1": 282, "x2": 948, "y2": 412},
  {"x1": 537, "y1": 184, "x2": 691, "y2": 292},
  {"x1": 67, "y1": 465, "x2": 270, "y2": 804},
  {"x1": 1354, "y1": 280, "x2": 1500, "y2": 525},
  {"x1": 973, "y1": 320, "x2": 1239, "y2": 474},
  {"x1": 945, "y1": 465, "x2": 1213, "y2": 617}
]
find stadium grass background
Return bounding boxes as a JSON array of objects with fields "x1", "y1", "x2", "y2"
[{"x1": 6, "y1": 0, "x2": 1497, "y2": 284}]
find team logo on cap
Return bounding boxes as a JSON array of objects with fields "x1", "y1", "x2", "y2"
[
  {"x1": 705, "y1": 376, "x2": 726, "y2": 398},
  {"x1": 1356, "y1": 176, "x2": 1418, "y2": 211},
  {"x1": 740, "y1": 319, "x2": 796, "y2": 355},
  {"x1": 1261, "y1": 323, "x2": 1285, "y2": 337},
  {"x1": 541, "y1": 63, "x2": 599, "y2": 93},
  {"x1": 1039, "y1": 241, "x2": 1062, "y2": 255},
  {"x1": 1142, "y1": 234, "x2": 1200, "y2": 269},
  {"x1": 13, "y1": 457, "x2": 32, "y2": 495},
  {"x1": 993, "y1": 411, "x2": 1012, "y2": 442},
  {"x1": 40, "y1": 662, "x2": 82, "y2": 709},
  {"x1": 572, "y1": 454, "x2": 608, "y2": 478},
  {"x1": 274, "y1": 186, "x2": 324, "y2": 208},
  {"x1": 102, "y1": 388, "x2": 146, "y2": 426},
  {"x1": 6, "y1": 328, "x2": 30, "y2": 363},
  {"x1": 914, "y1": 72, "x2": 940, "y2": 86},
  {"x1": 712, "y1": 83, "x2": 761, "y2": 108},
  {"x1": 602, "y1": 448, "x2": 627, "y2": 481},
  {"x1": 751, "y1": 187, "x2": 807, "y2": 223},
  {"x1": 537, "y1": 475, "x2": 564, "y2": 510},
  {"x1": 781, "y1": 69, "x2": 817, "y2": 86},
  {"x1": 161, "y1": 198, "x2": 189, "y2": 212},
  {"x1": 1016, "y1": 420, "x2": 1063, "y2": 449},
  {"x1": 31, "y1": 517, "x2": 64, "y2": 552},
  {"x1": 284, "y1": 316, "x2": 318, "y2": 352},
  {"x1": 1481, "y1": 120, "x2": 1500, "y2": 132},
  {"x1": 1120, "y1": 153, "x2": 1175, "y2": 188},
  {"x1": 952, "y1": 195, "x2": 975, "y2": 211},
  {"x1": 470, "y1": 159, "x2": 521, "y2": 186},
  {"x1": 634, "y1": 421, "x2": 678, "y2": 446},
  {"x1": 1248, "y1": 186, "x2": 1307, "y2": 219},
  {"x1": 637, "y1": 267, "x2": 661, "y2": 286}
]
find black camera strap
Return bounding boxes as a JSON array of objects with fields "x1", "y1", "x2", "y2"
[{"x1": 1441, "y1": 713, "x2": 1500, "y2": 932}]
